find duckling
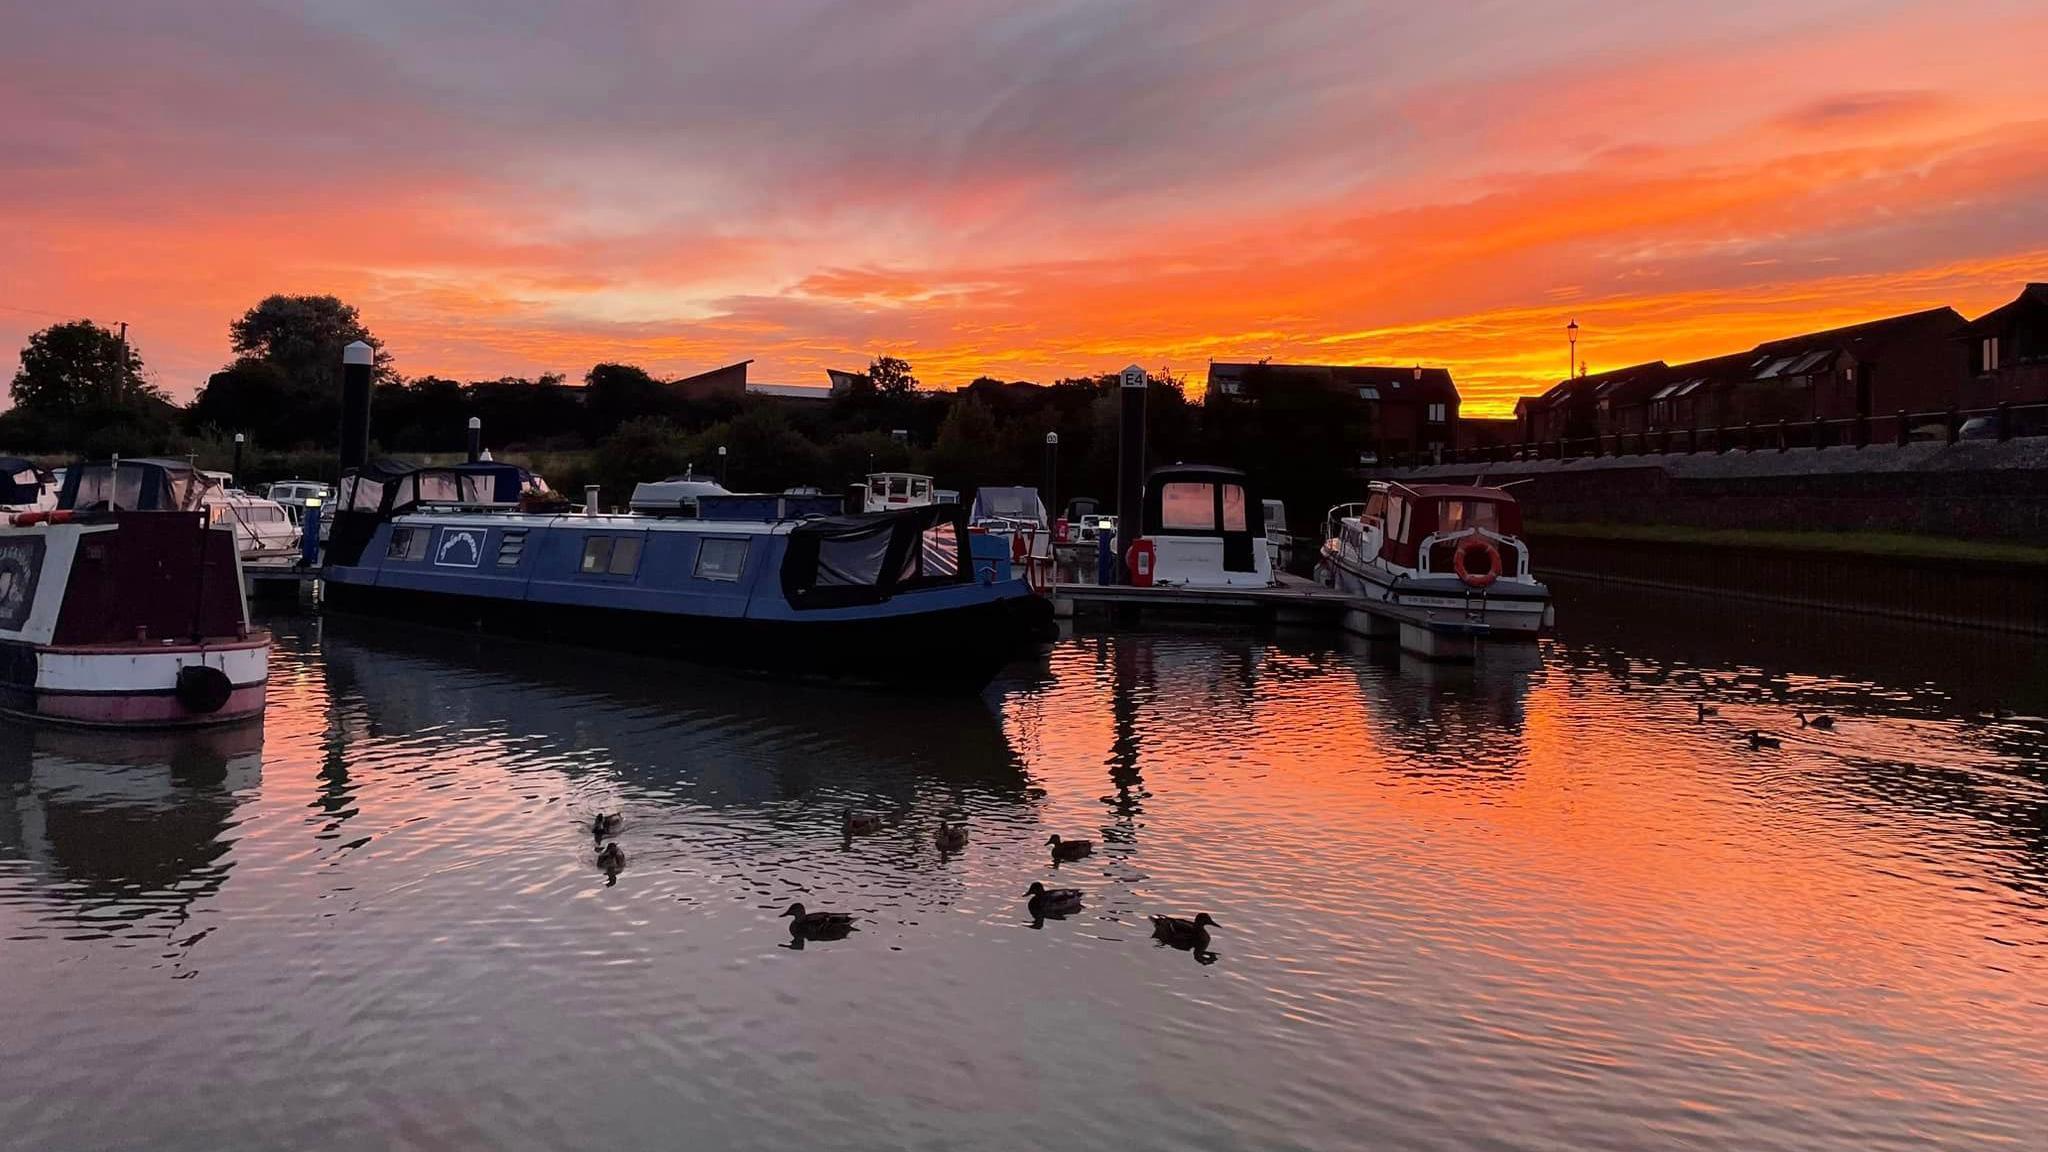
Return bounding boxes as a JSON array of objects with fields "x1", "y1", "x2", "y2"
[
  {"x1": 1024, "y1": 882, "x2": 1084, "y2": 917},
  {"x1": 1697, "y1": 703, "x2": 1719, "y2": 721},
  {"x1": 1797, "y1": 712, "x2": 1835, "y2": 731},
  {"x1": 1046, "y1": 834, "x2": 1094, "y2": 863},
  {"x1": 1150, "y1": 912, "x2": 1218, "y2": 950},
  {"x1": 842, "y1": 808, "x2": 884, "y2": 836},
  {"x1": 780, "y1": 902, "x2": 855, "y2": 939},
  {"x1": 596, "y1": 841, "x2": 627, "y2": 873},
  {"x1": 934, "y1": 822, "x2": 969, "y2": 852},
  {"x1": 591, "y1": 812, "x2": 624, "y2": 838},
  {"x1": 1747, "y1": 730, "x2": 1781, "y2": 750}
]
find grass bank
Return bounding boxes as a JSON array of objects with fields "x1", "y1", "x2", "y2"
[{"x1": 1527, "y1": 521, "x2": 2048, "y2": 567}]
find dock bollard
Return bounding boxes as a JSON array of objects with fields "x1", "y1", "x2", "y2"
[
  {"x1": 585, "y1": 484, "x2": 601, "y2": 516},
  {"x1": 1097, "y1": 530, "x2": 1116, "y2": 586}
]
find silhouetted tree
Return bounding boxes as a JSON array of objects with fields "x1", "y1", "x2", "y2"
[
  {"x1": 868, "y1": 355, "x2": 919, "y2": 397},
  {"x1": 230, "y1": 294, "x2": 393, "y2": 393},
  {"x1": 11, "y1": 319, "x2": 164, "y2": 414}
]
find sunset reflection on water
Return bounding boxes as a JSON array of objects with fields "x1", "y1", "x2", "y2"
[{"x1": 2, "y1": 583, "x2": 2044, "y2": 1151}]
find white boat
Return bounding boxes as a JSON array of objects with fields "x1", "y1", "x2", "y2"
[
  {"x1": 203, "y1": 490, "x2": 301, "y2": 568},
  {"x1": 863, "y1": 472, "x2": 934, "y2": 513},
  {"x1": 1127, "y1": 465, "x2": 1274, "y2": 589},
  {"x1": 1262, "y1": 498, "x2": 1293, "y2": 572},
  {"x1": 1319, "y1": 481, "x2": 1553, "y2": 638}
]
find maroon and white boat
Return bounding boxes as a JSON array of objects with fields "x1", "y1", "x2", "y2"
[
  {"x1": 0, "y1": 458, "x2": 269, "y2": 727},
  {"x1": 1319, "y1": 481, "x2": 1554, "y2": 638}
]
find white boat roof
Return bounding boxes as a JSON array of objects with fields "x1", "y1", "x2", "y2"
[{"x1": 393, "y1": 510, "x2": 794, "y2": 536}]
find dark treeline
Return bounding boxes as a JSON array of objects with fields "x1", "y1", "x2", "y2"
[{"x1": 6, "y1": 293, "x2": 1349, "y2": 526}]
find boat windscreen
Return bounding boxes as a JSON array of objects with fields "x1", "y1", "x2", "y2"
[
  {"x1": 781, "y1": 504, "x2": 970, "y2": 609},
  {"x1": 815, "y1": 524, "x2": 894, "y2": 586}
]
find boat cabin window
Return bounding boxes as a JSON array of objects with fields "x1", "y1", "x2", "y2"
[
  {"x1": 344, "y1": 477, "x2": 385, "y2": 512},
  {"x1": 1439, "y1": 500, "x2": 1501, "y2": 534},
  {"x1": 1221, "y1": 485, "x2": 1248, "y2": 532},
  {"x1": 1362, "y1": 492, "x2": 1387, "y2": 524},
  {"x1": 387, "y1": 527, "x2": 429, "y2": 561},
  {"x1": 1160, "y1": 482, "x2": 1217, "y2": 531},
  {"x1": 1386, "y1": 496, "x2": 1410, "y2": 543},
  {"x1": 693, "y1": 537, "x2": 750, "y2": 582},
  {"x1": 67, "y1": 464, "x2": 150, "y2": 511},
  {"x1": 813, "y1": 528, "x2": 891, "y2": 586},
  {"x1": 581, "y1": 535, "x2": 644, "y2": 577},
  {"x1": 913, "y1": 523, "x2": 961, "y2": 578},
  {"x1": 911, "y1": 477, "x2": 930, "y2": 500}
]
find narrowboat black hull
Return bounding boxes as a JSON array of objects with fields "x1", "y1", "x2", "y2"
[{"x1": 323, "y1": 580, "x2": 1051, "y2": 693}]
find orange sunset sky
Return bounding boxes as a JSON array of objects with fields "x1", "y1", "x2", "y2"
[{"x1": 4, "y1": 1, "x2": 2045, "y2": 417}]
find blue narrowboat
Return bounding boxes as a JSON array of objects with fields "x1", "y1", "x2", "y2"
[{"x1": 321, "y1": 460, "x2": 1052, "y2": 691}]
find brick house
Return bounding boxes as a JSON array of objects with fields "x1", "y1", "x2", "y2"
[
  {"x1": 1205, "y1": 361, "x2": 1459, "y2": 462},
  {"x1": 1734, "y1": 307, "x2": 1966, "y2": 423},
  {"x1": 1958, "y1": 283, "x2": 2048, "y2": 406}
]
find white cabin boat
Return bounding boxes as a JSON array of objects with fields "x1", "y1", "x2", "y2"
[
  {"x1": 1320, "y1": 482, "x2": 1552, "y2": 638},
  {"x1": 1126, "y1": 465, "x2": 1274, "y2": 589},
  {"x1": 863, "y1": 473, "x2": 933, "y2": 513}
]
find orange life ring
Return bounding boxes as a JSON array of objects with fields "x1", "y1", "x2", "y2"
[{"x1": 1452, "y1": 536, "x2": 1502, "y2": 589}]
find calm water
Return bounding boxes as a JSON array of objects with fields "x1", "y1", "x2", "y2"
[{"x1": 4, "y1": 583, "x2": 2047, "y2": 1151}]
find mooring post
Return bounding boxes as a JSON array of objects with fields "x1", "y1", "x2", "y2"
[
  {"x1": 467, "y1": 417, "x2": 482, "y2": 463},
  {"x1": 1114, "y1": 364, "x2": 1147, "y2": 583},
  {"x1": 232, "y1": 431, "x2": 245, "y2": 481},
  {"x1": 339, "y1": 341, "x2": 374, "y2": 473}
]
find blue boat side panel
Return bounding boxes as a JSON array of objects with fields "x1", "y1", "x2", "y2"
[{"x1": 327, "y1": 514, "x2": 1036, "y2": 628}]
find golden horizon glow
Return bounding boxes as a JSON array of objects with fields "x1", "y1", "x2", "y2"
[{"x1": 4, "y1": 3, "x2": 2045, "y2": 418}]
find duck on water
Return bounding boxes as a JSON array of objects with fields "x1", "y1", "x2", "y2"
[{"x1": 319, "y1": 460, "x2": 1053, "y2": 692}]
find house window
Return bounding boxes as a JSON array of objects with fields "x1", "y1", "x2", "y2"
[
  {"x1": 1357, "y1": 385, "x2": 1380, "y2": 400},
  {"x1": 581, "y1": 535, "x2": 644, "y2": 576},
  {"x1": 1983, "y1": 337, "x2": 2001, "y2": 373},
  {"x1": 694, "y1": 537, "x2": 749, "y2": 581},
  {"x1": 1219, "y1": 380, "x2": 1242, "y2": 396},
  {"x1": 1426, "y1": 402, "x2": 1447, "y2": 423}
]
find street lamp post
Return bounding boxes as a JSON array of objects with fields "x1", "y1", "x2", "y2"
[
  {"x1": 1043, "y1": 431, "x2": 1060, "y2": 518},
  {"x1": 717, "y1": 444, "x2": 728, "y2": 487},
  {"x1": 466, "y1": 416, "x2": 482, "y2": 463},
  {"x1": 1566, "y1": 319, "x2": 1579, "y2": 381},
  {"x1": 232, "y1": 432, "x2": 245, "y2": 483}
]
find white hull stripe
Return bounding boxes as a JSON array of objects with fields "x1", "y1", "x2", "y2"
[{"x1": 36, "y1": 645, "x2": 270, "y2": 693}]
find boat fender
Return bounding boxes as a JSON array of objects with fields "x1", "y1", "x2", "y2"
[
  {"x1": 1453, "y1": 536, "x2": 1502, "y2": 590},
  {"x1": 175, "y1": 665, "x2": 235, "y2": 714},
  {"x1": 1125, "y1": 538, "x2": 1156, "y2": 588}
]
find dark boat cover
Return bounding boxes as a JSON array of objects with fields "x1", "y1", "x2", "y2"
[{"x1": 781, "y1": 503, "x2": 971, "y2": 609}]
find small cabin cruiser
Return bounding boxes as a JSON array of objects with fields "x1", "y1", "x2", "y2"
[
  {"x1": 968, "y1": 486, "x2": 1053, "y2": 590},
  {"x1": 1262, "y1": 499, "x2": 1292, "y2": 573},
  {"x1": 204, "y1": 490, "x2": 301, "y2": 568},
  {"x1": 1125, "y1": 465, "x2": 1274, "y2": 589},
  {"x1": 321, "y1": 460, "x2": 1051, "y2": 691},
  {"x1": 0, "y1": 458, "x2": 269, "y2": 727},
  {"x1": 863, "y1": 473, "x2": 933, "y2": 513},
  {"x1": 1320, "y1": 482, "x2": 1552, "y2": 638}
]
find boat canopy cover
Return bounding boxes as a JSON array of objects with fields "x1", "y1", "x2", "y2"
[
  {"x1": 340, "y1": 458, "x2": 531, "y2": 515},
  {"x1": 58, "y1": 457, "x2": 218, "y2": 512},
  {"x1": 780, "y1": 502, "x2": 971, "y2": 610},
  {"x1": 969, "y1": 487, "x2": 1049, "y2": 528},
  {"x1": 0, "y1": 456, "x2": 42, "y2": 505},
  {"x1": 629, "y1": 477, "x2": 730, "y2": 513}
]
